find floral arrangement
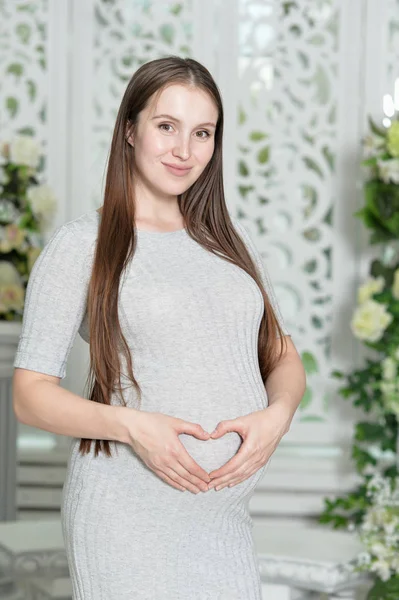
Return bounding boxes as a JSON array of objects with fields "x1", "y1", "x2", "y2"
[
  {"x1": 349, "y1": 474, "x2": 399, "y2": 599},
  {"x1": 357, "y1": 118, "x2": 399, "y2": 244},
  {"x1": 0, "y1": 134, "x2": 57, "y2": 321},
  {"x1": 319, "y1": 115, "x2": 399, "y2": 595}
]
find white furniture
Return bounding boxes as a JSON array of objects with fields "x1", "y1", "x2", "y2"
[
  {"x1": 0, "y1": 519, "x2": 372, "y2": 600},
  {"x1": 253, "y1": 522, "x2": 372, "y2": 600},
  {"x1": 0, "y1": 321, "x2": 22, "y2": 522}
]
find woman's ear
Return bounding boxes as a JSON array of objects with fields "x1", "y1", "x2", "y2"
[{"x1": 125, "y1": 121, "x2": 135, "y2": 147}]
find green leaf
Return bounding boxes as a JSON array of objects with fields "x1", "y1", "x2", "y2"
[
  {"x1": 367, "y1": 575, "x2": 399, "y2": 600},
  {"x1": 361, "y1": 156, "x2": 378, "y2": 167},
  {"x1": 238, "y1": 106, "x2": 246, "y2": 125},
  {"x1": 257, "y1": 147, "x2": 269, "y2": 164},
  {"x1": 299, "y1": 414, "x2": 325, "y2": 422},
  {"x1": 355, "y1": 422, "x2": 385, "y2": 442},
  {"x1": 16, "y1": 23, "x2": 31, "y2": 44},
  {"x1": 6, "y1": 97, "x2": 18, "y2": 118},
  {"x1": 368, "y1": 115, "x2": 387, "y2": 138},
  {"x1": 301, "y1": 351, "x2": 319, "y2": 374},
  {"x1": 238, "y1": 160, "x2": 249, "y2": 176},
  {"x1": 331, "y1": 369, "x2": 344, "y2": 379},
  {"x1": 26, "y1": 80, "x2": 36, "y2": 102},
  {"x1": 249, "y1": 131, "x2": 267, "y2": 142},
  {"x1": 299, "y1": 387, "x2": 312, "y2": 410},
  {"x1": 7, "y1": 63, "x2": 24, "y2": 77}
]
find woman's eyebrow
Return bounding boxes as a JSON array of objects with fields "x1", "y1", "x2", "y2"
[{"x1": 152, "y1": 114, "x2": 217, "y2": 128}]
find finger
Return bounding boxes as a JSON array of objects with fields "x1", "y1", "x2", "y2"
[
  {"x1": 226, "y1": 466, "x2": 261, "y2": 488},
  {"x1": 210, "y1": 419, "x2": 244, "y2": 439},
  {"x1": 163, "y1": 466, "x2": 203, "y2": 494},
  {"x1": 172, "y1": 460, "x2": 209, "y2": 492},
  {"x1": 176, "y1": 441, "x2": 211, "y2": 483},
  {"x1": 208, "y1": 447, "x2": 249, "y2": 480},
  {"x1": 153, "y1": 469, "x2": 186, "y2": 492},
  {"x1": 209, "y1": 458, "x2": 262, "y2": 488},
  {"x1": 176, "y1": 420, "x2": 210, "y2": 441},
  {"x1": 213, "y1": 465, "x2": 261, "y2": 491}
]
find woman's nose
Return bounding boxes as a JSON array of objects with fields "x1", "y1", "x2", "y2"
[{"x1": 172, "y1": 136, "x2": 191, "y2": 160}]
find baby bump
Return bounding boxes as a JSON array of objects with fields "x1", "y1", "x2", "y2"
[{"x1": 178, "y1": 431, "x2": 243, "y2": 474}]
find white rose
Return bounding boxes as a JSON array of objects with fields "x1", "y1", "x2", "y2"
[
  {"x1": 358, "y1": 276, "x2": 385, "y2": 304},
  {"x1": 382, "y1": 357, "x2": 397, "y2": 381},
  {"x1": 393, "y1": 269, "x2": 399, "y2": 300},
  {"x1": 9, "y1": 135, "x2": 40, "y2": 169},
  {"x1": 363, "y1": 133, "x2": 385, "y2": 158},
  {"x1": 0, "y1": 261, "x2": 22, "y2": 285},
  {"x1": 377, "y1": 158, "x2": 399, "y2": 184},
  {"x1": 371, "y1": 559, "x2": 392, "y2": 581},
  {"x1": 350, "y1": 300, "x2": 393, "y2": 342},
  {"x1": 27, "y1": 184, "x2": 57, "y2": 224}
]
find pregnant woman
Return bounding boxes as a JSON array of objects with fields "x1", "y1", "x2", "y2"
[{"x1": 12, "y1": 56, "x2": 306, "y2": 599}]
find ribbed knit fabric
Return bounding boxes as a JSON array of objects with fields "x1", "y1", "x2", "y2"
[{"x1": 13, "y1": 209, "x2": 289, "y2": 600}]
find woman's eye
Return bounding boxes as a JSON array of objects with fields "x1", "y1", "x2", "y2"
[{"x1": 158, "y1": 124, "x2": 211, "y2": 138}]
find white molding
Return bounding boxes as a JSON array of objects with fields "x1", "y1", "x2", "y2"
[
  {"x1": 69, "y1": 0, "x2": 95, "y2": 220},
  {"x1": 46, "y1": 0, "x2": 69, "y2": 230}
]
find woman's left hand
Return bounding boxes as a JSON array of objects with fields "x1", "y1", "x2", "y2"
[{"x1": 207, "y1": 403, "x2": 291, "y2": 490}]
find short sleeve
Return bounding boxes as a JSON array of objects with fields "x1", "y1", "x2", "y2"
[
  {"x1": 233, "y1": 218, "x2": 290, "y2": 337},
  {"x1": 13, "y1": 224, "x2": 90, "y2": 379}
]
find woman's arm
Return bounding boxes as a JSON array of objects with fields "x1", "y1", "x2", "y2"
[
  {"x1": 264, "y1": 335, "x2": 307, "y2": 433},
  {"x1": 13, "y1": 369, "x2": 131, "y2": 444}
]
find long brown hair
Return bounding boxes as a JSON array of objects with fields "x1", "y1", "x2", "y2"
[{"x1": 79, "y1": 56, "x2": 287, "y2": 457}]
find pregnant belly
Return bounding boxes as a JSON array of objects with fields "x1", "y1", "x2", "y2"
[{"x1": 178, "y1": 431, "x2": 243, "y2": 474}]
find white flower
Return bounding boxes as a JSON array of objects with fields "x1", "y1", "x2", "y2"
[
  {"x1": 393, "y1": 269, "x2": 399, "y2": 300},
  {"x1": 371, "y1": 559, "x2": 392, "y2": 581},
  {"x1": 350, "y1": 300, "x2": 393, "y2": 342},
  {"x1": 363, "y1": 133, "x2": 385, "y2": 158},
  {"x1": 0, "y1": 261, "x2": 22, "y2": 285},
  {"x1": 26, "y1": 184, "x2": 56, "y2": 224},
  {"x1": 382, "y1": 357, "x2": 397, "y2": 381},
  {"x1": 377, "y1": 158, "x2": 399, "y2": 184},
  {"x1": 9, "y1": 135, "x2": 40, "y2": 169},
  {"x1": 357, "y1": 551, "x2": 372, "y2": 566},
  {"x1": 358, "y1": 276, "x2": 385, "y2": 304},
  {"x1": 0, "y1": 166, "x2": 9, "y2": 186},
  {"x1": 380, "y1": 380, "x2": 397, "y2": 396}
]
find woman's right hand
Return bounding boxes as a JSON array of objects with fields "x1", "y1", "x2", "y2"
[{"x1": 126, "y1": 410, "x2": 212, "y2": 493}]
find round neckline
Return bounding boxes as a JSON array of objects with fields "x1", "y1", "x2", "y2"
[
  {"x1": 93, "y1": 209, "x2": 187, "y2": 236},
  {"x1": 136, "y1": 227, "x2": 187, "y2": 235}
]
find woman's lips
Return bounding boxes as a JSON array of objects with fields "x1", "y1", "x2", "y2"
[{"x1": 162, "y1": 163, "x2": 192, "y2": 177}]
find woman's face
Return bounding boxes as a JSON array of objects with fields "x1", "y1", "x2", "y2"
[{"x1": 127, "y1": 83, "x2": 218, "y2": 200}]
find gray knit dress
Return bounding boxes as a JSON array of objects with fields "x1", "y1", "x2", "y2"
[{"x1": 13, "y1": 209, "x2": 289, "y2": 600}]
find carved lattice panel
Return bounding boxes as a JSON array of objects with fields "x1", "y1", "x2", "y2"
[
  {"x1": 235, "y1": 0, "x2": 339, "y2": 426},
  {"x1": 0, "y1": 0, "x2": 48, "y2": 157},
  {"x1": 88, "y1": 0, "x2": 194, "y2": 207},
  {"x1": 2, "y1": 0, "x2": 396, "y2": 449},
  {"x1": 386, "y1": 0, "x2": 399, "y2": 108}
]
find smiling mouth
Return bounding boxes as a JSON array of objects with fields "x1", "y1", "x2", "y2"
[{"x1": 162, "y1": 163, "x2": 192, "y2": 171}]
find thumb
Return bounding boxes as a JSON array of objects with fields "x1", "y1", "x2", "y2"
[
  {"x1": 178, "y1": 421, "x2": 210, "y2": 440},
  {"x1": 210, "y1": 421, "x2": 229, "y2": 438},
  {"x1": 210, "y1": 419, "x2": 243, "y2": 438}
]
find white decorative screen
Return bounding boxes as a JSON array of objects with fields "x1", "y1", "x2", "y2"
[
  {"x1": 1, "y1": 0, "x2": 396, "y2": 450},
  {"x1": 0, "y1": 0, "x2": 48, "y2": 155}
]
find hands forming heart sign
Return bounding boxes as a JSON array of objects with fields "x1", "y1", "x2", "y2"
[
  {"x1": 206, "y1": 403, "x2": 290, "y2": 490},
  {"x1": 126, "y1": 402, "x2": 290, "y2": 493}
]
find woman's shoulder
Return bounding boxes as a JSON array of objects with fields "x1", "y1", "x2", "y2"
[{"x1": 61, "y1": 208, "x2": 100, "y2": 245}]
